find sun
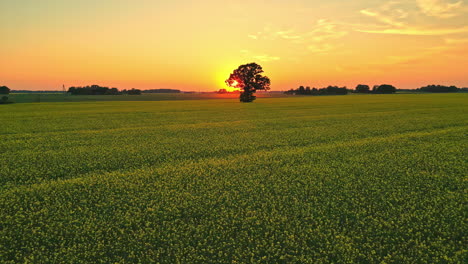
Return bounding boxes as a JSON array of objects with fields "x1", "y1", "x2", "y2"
[{"x1": 225, "y1": 80, "x2": 241, "y2": 92}]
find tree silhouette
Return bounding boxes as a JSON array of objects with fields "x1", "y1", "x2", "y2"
[
  {"x1": 417, "y1": 85, "x2": 459, "y2": 93},
  {"x1": 226, "y1": 63, "x2": 270, "y2": 102},
  {"x1": 298, "y1": 86, "x2": 305, "y2": 95},
  {"x1": 0, "y1": 86, "x2": 10, "y2": 94},
  {"x1": 284, "y1": 85, "x2": 347, "y2": 95},
  {"x1": 355, "y1": 84, "x2": 370, "y2": 93},
  {"x1": 374, "y1": 84, "x2": 396, "y2": 94}
]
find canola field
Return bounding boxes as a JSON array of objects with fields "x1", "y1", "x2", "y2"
[{"x1": 0, "y1": 94, "x2": 466, "y2": 263}]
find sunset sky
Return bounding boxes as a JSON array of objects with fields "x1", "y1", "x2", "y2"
[{"x1": 1, "y1": 0, "x2": 467, "y2": 91}]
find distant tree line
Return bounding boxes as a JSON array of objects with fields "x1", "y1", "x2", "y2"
[
  {"x1": 68, "y1": 85, "x2": 142, "y2": 95},
  {"x1": 217, "y1": 89, "x2": 240, "y2": 94},
  {"x1": 12, "y1": 90, "x2": 63, "y2": 94},
  {"x1": 416, "y1": 85, "x2": 460, "y2": 93},
  {"x1": 285, "y1": 86, "x2": 348, "y2": 95},
  {"x1": 285, "y1": 84, "x2": 400, "y2": 95},
  {"x1": 354, "y1": 84, "x2": 397, "y2": 94},
  {"x1": 144, "y1": 89, "x2": 181, "y2": 93}
]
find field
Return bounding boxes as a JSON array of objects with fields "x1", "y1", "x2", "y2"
[
  {"x1": 7, "y1": 92, "x2": 287, "y2": 104},
  {"x1": 0, "y1": 94, "x2": 466, "y2": 263}
]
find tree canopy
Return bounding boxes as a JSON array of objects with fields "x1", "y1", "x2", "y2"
[
  {"x1": 226, "y1": 63, "x2": 270, "y2": 102},
  {"x1": 373, "y1": 84, "x2": 396, "y2": 94},
  {"x1": 285, "y1": 85, "x2": 348, "y2": 95},
  {"x1": 355, "y1": 84, "x2": 370, "y2": 93},
  {"x1": 417, "y1": 85, "x2": 459, "y2": 93},
  {"x1": 0, "y1": 86, "x2": 10, "y2": 94},
  {"x1": 67, "y1": 85, "x2": 141, "y2": 95}
]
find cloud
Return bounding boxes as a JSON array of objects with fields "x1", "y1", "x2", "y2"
[
  {"x1": 417, "y1": 0, "x2": 464, "y2": 18},
  {"x1": 308, "y1": 44, "x2": 334, "y2": 54},
  {"x1": 356, "y1": 1, "x2": 468, "y2": 35},
  {"x1": 308, "y1": 19, "x2": 348, "y2": 42},
  {"x1": 253, "y1": 55, "x2": 280, "y2": 62},
  {"x1": 245, "y1": 19, "x2": 348, "y2": 54},
  {"x1": 356, "y1": 26, "x2": 468, "y2": 35},
  {"x1": 239, "y1": 50, "x2": 280, "y2": 62},
  {"x1": 360, "y1": 9, "x2": 406, "y2": 27},
  {"x1": 248, "y1": 35, "x2": 258, "y2": 40},
  {"x1": 444, "y1": 37, "x2": 468, "y2": 44},
  {"x1": 275, "y1": 31, "x2": 302, "y2": 40}
]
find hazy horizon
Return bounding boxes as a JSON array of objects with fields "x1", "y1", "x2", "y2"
[{"x1": 1, "y1": 0, "x2": 467, "y2": 91}]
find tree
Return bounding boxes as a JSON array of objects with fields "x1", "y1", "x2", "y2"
[
  {"x1": 126, "y1": 88, "x2": 142, "y2": 95},
  {"x1": 298, "y1": 86, "x2": 306, "y2": 95},
  {"x1": 355, "y1": 84, "x2": 370, "y2": 93},
  {"x1": 0, "y1": 86, "x2": 10, "y2": 94},
  {"x1": 226, "y1": 63, "x2": 270, "y2": 102},
  {"x1": 417, "y1": 85, "x2": 459, "y2": 93},
  {"x1": 374, "y1": 84, "x2": 396, "y2": 94}
]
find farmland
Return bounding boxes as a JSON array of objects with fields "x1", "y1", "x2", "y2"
[
  {"x1": 6, "y1": 92, "x2": 286, "y2": 104},
  {"x1": 0, "y1": 94, "x2": 467, "y2": 262}
]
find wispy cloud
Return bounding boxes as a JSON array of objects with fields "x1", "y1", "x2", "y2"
[
  {"x1": 417, "y1": 0, "x2": 464, "y2": 18},
  {"x1": 445, "y1": 37, "x2": 468, "y2": 44},
  {"x1": 253, "y1": 55, "x2": 281, "y2": 62},
  {"x1": 308, "y1": 19, "x2": 348, "y2": 42},
  {"x1": 275, "y1": 31, "x2": 302, "y2": 40},
  {"x1": 239, "y1": 50, "x2": 280, "y2": 62},
  {"x1": 359, "y1": 9, "x2": 406, "y2": 28},
  {"x1": 246, "y1": 19, "x2": 348, "y2": 55},
  {"x1": 356, "y1": 26, "x2": 468, "y2": 35},
  {"x1": 308, "y1": 44, "x2": 334, "y2": 54},
  {"x1": 356, "y1": 1, "x2": 468, "y2": 35}
]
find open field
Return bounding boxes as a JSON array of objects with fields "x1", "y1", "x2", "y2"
[
  {"x1": 1, "y1": 94, "x2": 467, "y2": 262},
  {"x1": 7, "y1": 92, "x2": 288, "y2": 103}
]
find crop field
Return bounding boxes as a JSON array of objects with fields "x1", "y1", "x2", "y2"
[
  {"x1": 0, "y1": 94, "x2": 467, "y2": 263},
  {"x1": 7, "y1": 92, "x2": 287, "y2": 104}
]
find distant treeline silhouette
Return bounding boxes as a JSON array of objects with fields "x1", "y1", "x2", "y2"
[
  {"x1": 68, "y1": 85, "x2": 142, "y2": 95},
  {"x1": 217, "y1": 89, "x2": 240, "y2": 94},
  {"x1": 286, "y1": 84, "x2": 400, "y2": 95},
  {"x1": 144, "y1": 89, "x2": 181, "y2": 93},
  {"x1": 285, "y1": 86, "x2": 348, "y2": 95},
  {"x1": 416, "y1": 85, "x2": 461, "y2": 93},
  {"x1": 284, "y1": 86, "x2": 348, "y2": 95},
  {"x1": 12, "y1": 90, "x2": 63, "y2": 94},
  {"x1": 353, "y1": 84, "x2": 397, "y2": 94}
]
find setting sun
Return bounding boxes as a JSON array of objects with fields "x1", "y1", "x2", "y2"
[
  {"x1": 1, "y1": 0, "x2": 466, "y2": 91},
  {"x1": 1, "y1": 1, "x2": 466, "y2": 262},
  {"x1": 230, "y1": 80, "x2": 239, "y2": 87}
]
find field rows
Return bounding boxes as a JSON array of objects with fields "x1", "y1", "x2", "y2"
[{"x1": 1, "y1": 94, "x2": 467, "y2": 262}]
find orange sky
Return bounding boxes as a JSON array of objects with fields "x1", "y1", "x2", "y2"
[{"x1": 1, "y1": 0, "x2": 467, "y2": 91}]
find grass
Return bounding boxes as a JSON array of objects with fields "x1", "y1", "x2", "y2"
[
  {"x1": 0, "y1": 94, "x2": 466, "y2": 263},
  {"x1": 7, "y1": 92, "x2": 287, "y2": 103}
]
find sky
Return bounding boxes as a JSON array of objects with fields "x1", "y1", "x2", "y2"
[{"x1": 1, "y1": 0, "x2": 467, "y2": 91}]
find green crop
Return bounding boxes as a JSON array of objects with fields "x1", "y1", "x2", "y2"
[{"x1": 0, "y1": 94, "x2": 466, "y2": 263}]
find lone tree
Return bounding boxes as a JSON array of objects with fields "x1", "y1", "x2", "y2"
[
  {"x1": 226, "y1": 63, "x2": 270, "y2": 102},
  {"x1": 0, "y1": 86, "x2": 10, "y2": 94}
]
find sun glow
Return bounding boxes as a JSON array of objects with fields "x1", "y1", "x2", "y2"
[{"x1": 225, "y1": 79, "x2": 241, "y2": 92}]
